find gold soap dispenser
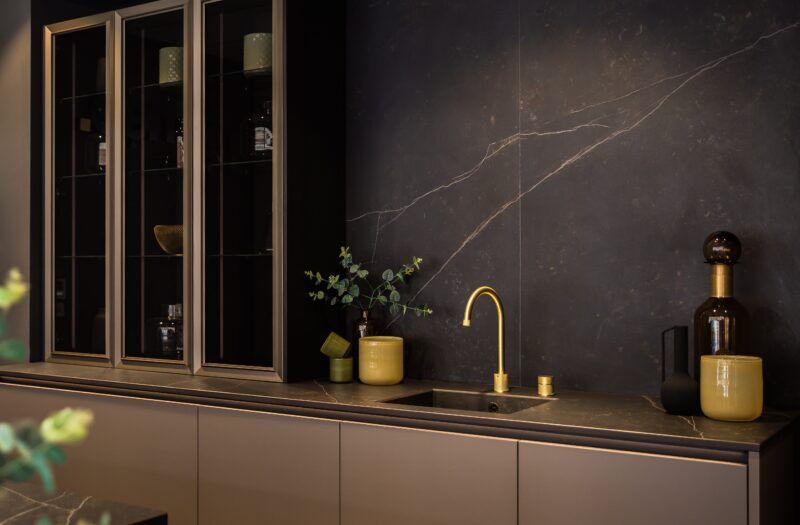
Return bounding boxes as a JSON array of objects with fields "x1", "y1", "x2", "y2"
[{"x1": 537, "y1": 375, "x2": 554, "y2": 397}]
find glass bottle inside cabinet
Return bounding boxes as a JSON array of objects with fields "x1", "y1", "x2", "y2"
[
  {"x1": 52, "y1": 25, "x2": 108, "y2": 355},
  {"x1": 122, "y1": 8, "x2": 185, "y2": 362},
  {"x1": 204, "y1": 0, "x2": 274, "y2": 368}
]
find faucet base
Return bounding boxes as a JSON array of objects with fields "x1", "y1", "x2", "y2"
[{"x1": 494, "y1": 372, "x2": 509, "y2": 393}]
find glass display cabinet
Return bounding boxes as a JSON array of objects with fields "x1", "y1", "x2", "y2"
[
  {"x1": 120, "y1": 4, "x2": 187, "y2": 365},
  {"x1": 44, "y1": 0, "x2": 285, "y2": 380},
  {"x1": 44, "y1": 15, "x2": 113, "y2": 360},
  {"x1": 201, "y1": 0, "x2": 276, "y2": 370}
]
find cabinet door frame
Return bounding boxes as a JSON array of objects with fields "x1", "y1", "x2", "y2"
[
  {"x1": 189, "y1": 0, "x2": 285, "y2": 382},
  {"x1": 112, "y1": 0, "x2": 192, "y2": 374},
  {"x1": 44, "y1": 12, "x2": 116, "y2": 365},
  {"x1": 43, "y1": 0, "x2": 286, "y2": 381}
]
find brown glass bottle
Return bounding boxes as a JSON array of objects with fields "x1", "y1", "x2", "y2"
[{"x1": 693, "y1": 231, "x2": 749, "y2": 379}]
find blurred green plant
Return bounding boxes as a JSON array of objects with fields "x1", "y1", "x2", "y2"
[
  {"x1": 0, "y1": 268, "x2": 94, "y2": 494},
  {"x1": 305, "y1": 247, "x2": 433, "y2": 317}
]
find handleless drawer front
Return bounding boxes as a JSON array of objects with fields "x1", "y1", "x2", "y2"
[
  {"x1": 518, "y1": 440, "x2": 747, "y2": 525},
  {"x1": 0, "y1": 384, "x2": 198, "y2": 525},
  {"x1": 340, "y1": 422, "x2": 517, "y2": 525},
  {"x1": 198, "y1": 406, "x2": 339, "y2": 525}
]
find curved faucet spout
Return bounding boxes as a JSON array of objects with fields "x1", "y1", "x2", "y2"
[{"x1": 462, "y1": 286, "x2": 508, "y2": 393}]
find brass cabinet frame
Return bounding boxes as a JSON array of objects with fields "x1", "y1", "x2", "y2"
[
  {"x1": 190, "y1": 0, "x2": 284, "y2": 382},
  {"x1": 44, "y1": 0, "x2": 285, "y2": 381},
  {"x1": 113, "y1": 0, "x2": 191, "y2": 374},
  {"x1": 44, "y1": 13, "x2": 115, "y2": 365}
]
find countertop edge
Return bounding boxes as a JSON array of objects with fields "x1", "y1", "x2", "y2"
[{"x1": 0, "y1": 365, "x2": 792, "y2": 462}]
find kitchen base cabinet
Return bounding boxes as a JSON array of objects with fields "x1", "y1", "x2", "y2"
[
  {"x1": 198, "y1": 406, "x2": 339, "y2": 524},
  {"x1": 0, "y1": 384, "x2": 198, "y2": 525},
  {"x1": 340, "y1": 422, "x2": 517, "y2": 525},
  {"x1": 518, "y1": 440, "x2": 747, "y2": 525}
]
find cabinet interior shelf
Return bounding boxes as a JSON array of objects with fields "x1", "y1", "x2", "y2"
[
  {"x1": 128, "y1": 167, "x2": 184, "y2": 175},
  {"x1": 208, "y1": 159, "x2": 271, "y2": 168},
  {"x1": 207, "y1": 69, "x2": 272, "y2": 79},
  {"x1": 207, "y1": 252, "x2": 272, "y2": 257},
  {"x1": 126, "y1": 254, "x2": 183, "y2": 258},
  {"x1": 58, "y1": 172, "x2": 106, "y2": 179},
  {"x1": 58, "y1": 91, "x2": 106, "y2": 102},
  {"x1": 57, "y1": 255, "x2": 105, "y2": 259},
  {"x1": 127, "y1": 82, "x2": 183, "y2": 91}
]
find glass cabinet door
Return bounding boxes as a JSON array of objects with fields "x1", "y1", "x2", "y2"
[
  {"x1": 122, "y1": 7, "x2": 186, "y2": 362},
  {"x1": 203, "y1": 0, "x2": 274, "y2": 368},
  {"x1": 50, "y1": 23, "x2": 109, "y2": 356}
]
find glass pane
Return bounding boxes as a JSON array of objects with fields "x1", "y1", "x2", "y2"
[
  {"x1": 123, "y1": 9, "x2": 185, "y2": 361},
  {"x1": 204, "y1": 0, "x2": 273, "y2": 368},
  {"x1": 53, "y1": 26, "x2": 107, "y2": 355}
]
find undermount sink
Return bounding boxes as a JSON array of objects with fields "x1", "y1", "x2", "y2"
[{"x1": 381, "y1": 389, "x2": 551, "y2": 414}]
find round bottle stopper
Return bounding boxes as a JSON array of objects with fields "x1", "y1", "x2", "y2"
[{"x1": 703, "y1": 231, "x2": 741, "y2": 264}]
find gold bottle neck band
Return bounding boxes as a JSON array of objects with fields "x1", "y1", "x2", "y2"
[{"x1": 710, "y1": 264, "x2": 733, "y2": 298}]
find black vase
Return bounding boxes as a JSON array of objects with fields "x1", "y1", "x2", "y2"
[{"x1": 660, "y1": 326, "x2": 700, "y2": 415}]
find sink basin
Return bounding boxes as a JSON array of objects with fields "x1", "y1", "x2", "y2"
[{"x1": 381, "y1": 389, "x2": 551, "y2": 414}]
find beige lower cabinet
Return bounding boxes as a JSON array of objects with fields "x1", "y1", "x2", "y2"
[
  {"x1": 518, "y1": 440, "x2": 748, "y2": 525},
  {"x1": 340, "y1": 422, "x2": 517, "y2": 525},
  {"x1": 197, "y1": 406, "x2": 339, "y2": 525},
  {"x1": 0, "y1": 384, "x2": 198, "y2": 525}
]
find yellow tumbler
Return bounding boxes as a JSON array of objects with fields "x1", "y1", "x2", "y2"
[
  {"x1": 700, "y1": 355, "x2": 763, "y2": 422},
  {"x1": 359, "y1": 336, "x2": 403, "y2": 385}
]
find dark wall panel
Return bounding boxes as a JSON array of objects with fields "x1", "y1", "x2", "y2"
[{"x1": 346, "y1": 0, "x2": 800, "y2": 406}]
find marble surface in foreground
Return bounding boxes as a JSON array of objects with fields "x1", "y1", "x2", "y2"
[
  {"x1": 0, "y1": 363, "x2": 795, "y2": 452},
  {"x1": 0, "y1": 481, "x2": 166, "y2": 525}
]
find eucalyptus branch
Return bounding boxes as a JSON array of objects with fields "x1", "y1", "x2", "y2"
[{"x1": 304, "y1": 247, "x2": 433, "y2": 318}]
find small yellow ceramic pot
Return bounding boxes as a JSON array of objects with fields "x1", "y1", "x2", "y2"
[
  {"x1": 359, "y1": 336, "x2": 403, "y2": 386},
  {"x1": 329, "y1": 357, "x2": 353, "y2": 383},
  {"x1": 700, "y1": 355, "x2": 763, "y2": 422}
]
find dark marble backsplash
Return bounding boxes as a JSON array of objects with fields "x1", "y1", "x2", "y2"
[{"x1": 344, "y1": 1, "x2": 800, "y2": 407}]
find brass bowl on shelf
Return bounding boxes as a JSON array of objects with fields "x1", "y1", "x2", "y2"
[{"x1": 154, "y1": 225, "x2": 183, "y2": 255}]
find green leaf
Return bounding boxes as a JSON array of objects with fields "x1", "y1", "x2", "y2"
[
  {"x1": 316, "y1": 291, "x2": 325, "y2": 300},
  {"x1": 382, "y1": 269, "x2": 394, "y2": 281},
  {"x1": 330, "y1": 297, "x2": 338, "y2": 306},
  {"x1": 349, "y1": 264, "x2": 360, "y2": 274},
  {"x1": 389, "y1": 303, "x2": 399, "y2": 316},
  {"x1": 377, "y1": 295, "x2": 387, "y2": 305},
  {"x1": 0, "y1": 339, "x2": 26, "y2": 362},
  {"x1": 35, "y1": 517, "x2": 54, "y2": 525},
  {"x1": 0, "y1": 317, "x2": 7, "y2": 337},
  {"x1": 357, "y1": 269, "x2": 369, "y2": 279},
  {"x1": 7, "y1": 462, "x2": 35, "y2": 482},
  {"x1": 342, "y1": 294, "x2": 353, "y2": 304},
  {"x1": 349, "y1": 284, "x2": 360, "y2": 298},
  {"x1": 389, "y1": 290, "x2": 400, "y2": 303},
  {"x1": 0, "y1": 423, "x2": 14, "y2": 453},
  {"x1": 44, "y1": 445, "x2": 66, "y2": 464},
  {"x1": 395, "y1": 273, "x2": 405, "y2": 284}
]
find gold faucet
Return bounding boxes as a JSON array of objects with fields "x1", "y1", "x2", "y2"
[{"x1": 462, "y1": 286, "x2": 508, "y2": 393}]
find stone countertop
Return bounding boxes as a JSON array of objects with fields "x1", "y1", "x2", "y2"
[
  {"x1": 0, "y1": 481, "x2": 167, "y2": 524},
  {"x1": 0, "y1": 362, "x2": 795, "y2": 456}
]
